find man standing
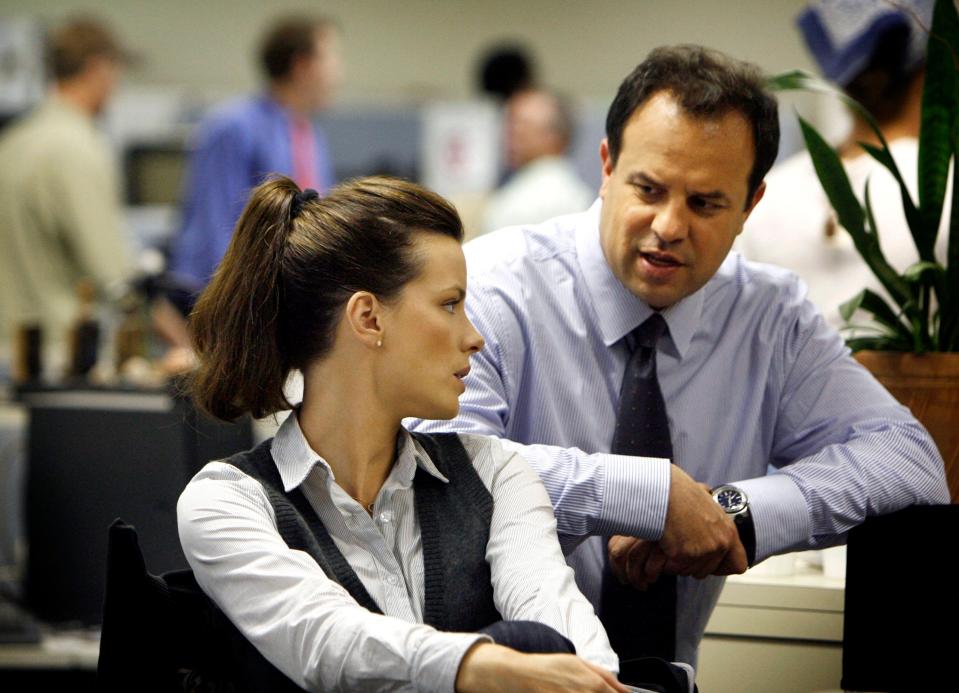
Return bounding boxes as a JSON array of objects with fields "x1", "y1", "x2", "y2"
[
  {"x1": 413, "y1": 45, "x2": 947, "y2": 666},
  {"x1": 481, "y1": 88, "x2": 593, "y2": 234},
  {"x1": 169, "y1": 15, "x2": 341, "y2": 290},
  {"x1": 0, "y1": 17, "x2": 133, "y2": 367}
]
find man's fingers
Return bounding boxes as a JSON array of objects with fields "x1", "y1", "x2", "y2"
[
  {"x1": 714, "y1": 540, "x2": 749, "y2": 575},
  {"x1": 624, "y1": 540, "x2": 656, "y2": 589},
  {"x1": 607, "y1": 535, "x2": 633, "y2": 584},
  {"x1": 642, "y1": 546, "x2": 668, "y2": 583}
]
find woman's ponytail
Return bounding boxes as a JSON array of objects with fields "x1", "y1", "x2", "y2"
[{"x1": 189, "y1": 176, "x2": 301, "y2": 421}]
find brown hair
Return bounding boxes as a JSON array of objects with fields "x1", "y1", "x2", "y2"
[
  {"x1": 259, "y1": 15, "x2": 334, "y2": 81},
  {"x1": 47, "y1": 16, "x2": 128, "y2": 80},
  {"x1": 845, "y1": 24, "x2": 921, "y2": 126},
  {"x1": 189, "y1": 176, "x2": 463, "y2": 421},
  {"x1": 605, "y1": 45, "x2": 780, "y2": 205}
]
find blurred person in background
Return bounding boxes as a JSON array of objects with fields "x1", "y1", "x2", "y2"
[
  {"x1": 740, "y1": 0, "x2": 948, "y2": 329},
  {"x1": 168, "y1": 14, "x2": 341, "y2": 296},
  {"x1": 476, "y1": 42, "x2": 536, "y2": 102},
  {"x1": 0, "y1": 16, "x2": 134, "y2": 374},
  {"x1": 481, "y1": 88, "x2": 594, "y2": 235}
]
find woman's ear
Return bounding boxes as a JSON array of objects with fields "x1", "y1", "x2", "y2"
[{"x1": 344, "y1": 291, "x2": 384, "y2": 349}]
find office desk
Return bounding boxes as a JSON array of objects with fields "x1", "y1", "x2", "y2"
[
  {"x1": 698, "y1": 561, "x2": 845, "y2": 693},
  {"x1": 0, "y1": 628, "x2": 98, "y2": 690}
]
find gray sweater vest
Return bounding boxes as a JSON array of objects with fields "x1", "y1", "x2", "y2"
[{"x1": 225, "y1": 431, "x2": 502, "y2": 632}]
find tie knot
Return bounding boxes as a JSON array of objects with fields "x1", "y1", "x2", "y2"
[{"x1": 633, "y1": 313, "x2": 668, "y2": 349}]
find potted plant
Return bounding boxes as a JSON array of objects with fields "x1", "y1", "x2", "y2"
[{"x1": 770, "y1": 0, "x2": 959, "y2": 499}]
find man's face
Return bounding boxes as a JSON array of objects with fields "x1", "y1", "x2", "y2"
[
  {"x1": 301, "y1": 27, "x2": 342, "y2": 111},
  {"x1": 87, "y1": 55, "x2": 122, "y2": 115},
  {"x1": 505, "y1": 91, "x2": 562, "y2": 170},
  {"x1": 598, "y1": 90, "x2": 764, "y2": 309}
]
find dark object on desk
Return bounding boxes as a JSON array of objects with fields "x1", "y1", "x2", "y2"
[
  {"x1": 0, "y1": 598, "x2": 41, "y2": 645},
  {"x1": 841, "y1": 504, "x2": 959, "y2": 692},
  {"x1": 98, "y1": 520, "x2": 300, "y2": 692},
  {"x1": 21, "y1": 387, "x2": 253, "y2": 625},
  {"x1": 68, "y1": 320, "x2": 99, "y2": 378},
  {"x1": 13, "y1": 324, "x2": 43, "y2": 383}
]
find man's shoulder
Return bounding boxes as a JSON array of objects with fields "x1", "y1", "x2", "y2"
[
  {"x1": 466, "y1": 211, "x2": 584, "y2": 278},
  {"x1": 193, "y1": 94, "x2": 268, "y2": 144},
  {"x1": 712, "y1": 251, "x2": 810, "y2": 314}
]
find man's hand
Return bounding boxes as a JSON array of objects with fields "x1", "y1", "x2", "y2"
[
  {"x1": 607, "y1": 467, "x2": 748, "y2": 588},
  {"x1": 660, "y1": 465, "x2": 747, "y2": 577}
]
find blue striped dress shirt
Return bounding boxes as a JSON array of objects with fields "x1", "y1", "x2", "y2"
[{"x1": 410, "y1": 200, "x2": 948, "y2": 664}]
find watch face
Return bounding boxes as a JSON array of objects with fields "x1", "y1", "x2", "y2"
[{"x1": 715, "y1": 488, "x2": 746, "y2": 514}]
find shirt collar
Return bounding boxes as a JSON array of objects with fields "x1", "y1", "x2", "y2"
[
  {"x1": 270, "y1": 412, "x2": 449, "y2": 493},
  {"x1": 575, "y1": 198, "x2": 704, "y2": 358}
]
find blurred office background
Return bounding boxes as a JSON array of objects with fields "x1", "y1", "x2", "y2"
[
  {"x1": 0, "y1": 0, "x2": 846, "y2": 248},
  {"x1": 0, "y1": 3, "x2": 856, "y2": 690}
]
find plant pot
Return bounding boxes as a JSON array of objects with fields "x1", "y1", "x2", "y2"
[{"x1": 854, "y1": 351, "x2": 959, "y2": 502}]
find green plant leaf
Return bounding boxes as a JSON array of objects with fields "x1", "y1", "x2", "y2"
[
  {"x1": 918, "y1": 0, "x2": 959, "y2": 263},
  {"x1": 861, "y1": 179, "x2": 914, "y2": 306},
  {"x1": 902, "y1": 260, "x2": 947, "y2": 284},
  {"x1": 845, "y1": 335, "x2": 914, "y2": 353},
  {"x1": 838, "y1": 287, "x2": 912, "y2": 335},
  {"x1": 769, "y1": 71, "x2": 890, "y2": 151},
  {"x1": 798, "y1": 116, "x2": 865, "y2": 234},
  {"x1": 860, "y1": 142, "x2": 924, "y2": 238}
]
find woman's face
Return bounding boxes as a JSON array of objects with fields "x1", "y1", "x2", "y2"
[{"x1": 377, "y1": 233, "x2": 484, "y2": 421}]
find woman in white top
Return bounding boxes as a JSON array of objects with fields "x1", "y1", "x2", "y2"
[{"x1": 177, "y1": 175, "x2": 625, "y2": 692}]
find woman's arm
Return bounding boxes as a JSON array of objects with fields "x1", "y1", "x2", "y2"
[{"x1": 461, "y1": 435, "x2": 620, "y2": 672}]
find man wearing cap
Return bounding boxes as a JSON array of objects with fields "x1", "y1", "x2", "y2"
[
  {"x1": 741, "y1": 0, "x2": 948, "y2": 328},
  {"x1": 411, "y1": 44, "x2": 948, "y2": 668},
  {"x1": 0, "y1": 16, "x2": 134, "y2": 363},
  {"x1": 169, "y1": 15, "x2": 341, "y2": 293}
]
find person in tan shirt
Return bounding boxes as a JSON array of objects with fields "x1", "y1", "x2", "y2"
[{"x1": 0, "y1": 17, "x2": 133, "y2": 373}]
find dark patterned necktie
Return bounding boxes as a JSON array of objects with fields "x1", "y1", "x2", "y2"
[{"x1": 600, "y1": 312, "x2": 677, "y2": 662}]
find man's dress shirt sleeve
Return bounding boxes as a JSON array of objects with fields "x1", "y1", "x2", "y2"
[
  {"x1": 411, "y1": 280, "x2": 671, "y2": 546},
  {"x1": 736, "y1": 294, "x2": 948, "y2": 562}
]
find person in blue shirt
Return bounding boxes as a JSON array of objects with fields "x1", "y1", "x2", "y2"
[
  {"x1": 169, "y1": 15, "x2": 341, "y2": 291},
  {"x1": 411, "y1": 45, "x2": 949, "y2": 667}
]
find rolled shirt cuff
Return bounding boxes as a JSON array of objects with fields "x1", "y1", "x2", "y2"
[
  {"x1": 734, "y1": 473, "x2": 812, "y2": 563},
  {"x1": 411, "y1": 632, "x2": 493, "y2": 693},
  {"x1": 595, "y1": 453, "x2": 671, "y2": 540}
]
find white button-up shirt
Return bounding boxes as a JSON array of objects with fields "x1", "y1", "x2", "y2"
[{"x1": 178, "y1": 413, "x2": 617, "y2": 691}]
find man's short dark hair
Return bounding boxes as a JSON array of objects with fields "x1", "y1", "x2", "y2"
[
  {"x1": 605, "y1": 45, "x2": 780, "y2": 203},
  {"x1": 478, "y1": 44, "x2": 535, "y2": 100},
  {"x1": 47, "y1": 17, "x2": 128, "y2": 81},
  {"x1": 259, "y1": 15, "x2": 333, "y2": 81}
]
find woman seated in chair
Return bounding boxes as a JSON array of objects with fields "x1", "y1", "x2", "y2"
[{"x1": 177, "y1": 176, "x2": 626, "y2": 692}]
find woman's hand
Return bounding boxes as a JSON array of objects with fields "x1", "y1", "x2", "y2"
[{"x1": 455, "y1": 642, "x2": 629, "y2": 693}]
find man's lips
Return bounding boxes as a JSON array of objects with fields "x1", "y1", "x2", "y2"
[
  {"x1": 454, "y1": 366, "x2": 471, "y2": 380},
  {"x1": 639, "y1": 249, "x2": 684, "y2": 267}
]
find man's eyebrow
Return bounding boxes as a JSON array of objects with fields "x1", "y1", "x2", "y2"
[
  {"x1": 626, "y1": 172, "x2": 662, "y2": 187},
  {"x1": 688, "y1": 188, "x2": 731, "y2": 205},
  {"x1": 441, "y1": 285, "x2": 466, "y2": 300}
]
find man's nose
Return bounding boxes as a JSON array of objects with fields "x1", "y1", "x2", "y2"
[{"x1": 650, "y1": 199, "x2": 689, "y2": 243}]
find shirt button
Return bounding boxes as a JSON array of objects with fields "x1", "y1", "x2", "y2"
[
  {"x1": 387, "y1": 574, "x2": 400, "y2": 586},
  {"x1": 379, "y1": 511, "x2": 393, "y2": 524}
]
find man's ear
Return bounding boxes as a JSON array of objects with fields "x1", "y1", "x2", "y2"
[
  {"x1": 743, "y1": 181, "x2": 766, "y2": 220},
  {"x1": 599, "y1": 138, "x2": 614, "y2": 198},
  {"x1": 344, "y1": 291, "x2": 383, "y2": 349},
  {"x1": 735, "y1": 181, "x2": 766, "y2": 239}
]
